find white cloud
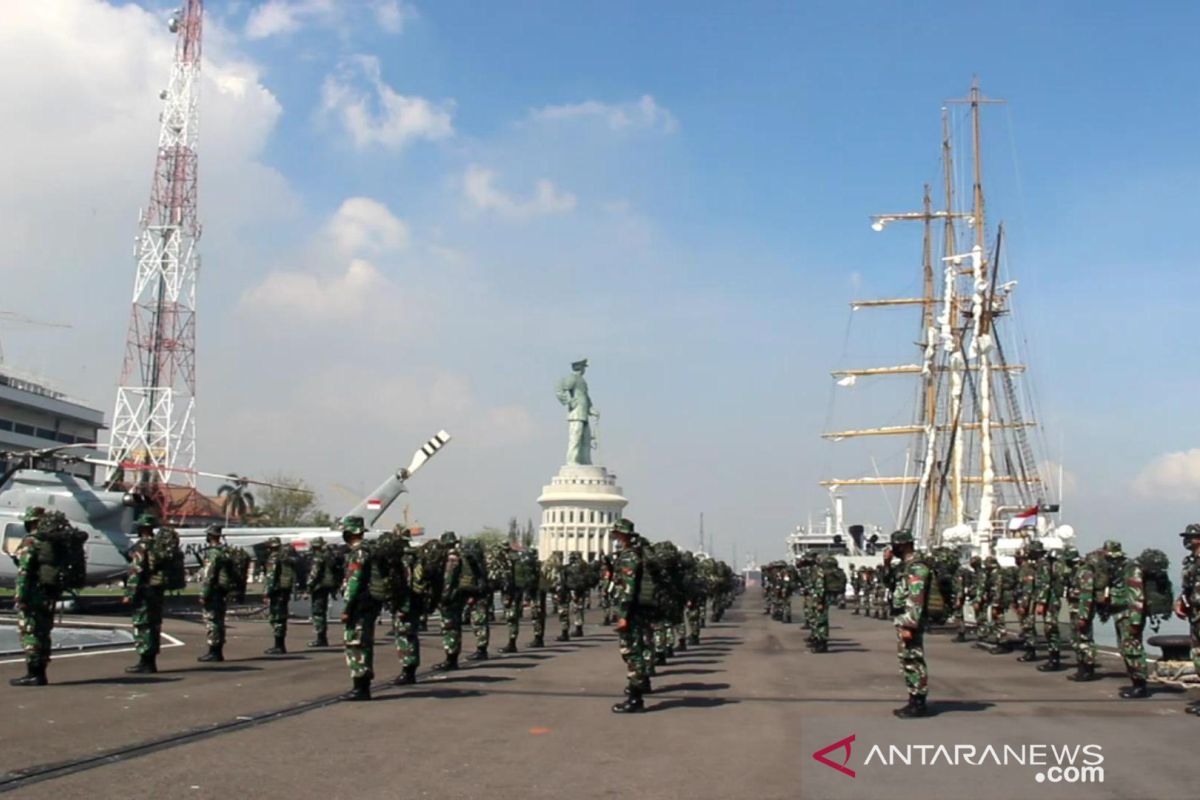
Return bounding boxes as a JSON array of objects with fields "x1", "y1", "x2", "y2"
[
  {"x1": 244, "y1": 0, "x2": 335, "y2": 39},
  {"x1": 327, "y1": 197, "x2": 410, "y2": 255},
  {"x1": 372, "y1": 0, "x2": 416, "y2": 34},
  {"x1": 242, "y1": 258, "x2": 385, "y2": 320},
  {"x1": 1133, "y1": 448, "x2": 1200, "y2": 501},
  {"x1": 321, "y1": 55, "x2": 454, "y2": 149},
  {"x1": 531, "y1": 94, "x2": 678, "y2": 133},
  {"x1": 463, "y1": 165, "x2": 577, "y2": 219}
]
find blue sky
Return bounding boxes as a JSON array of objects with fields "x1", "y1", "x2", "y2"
[{"x1": 2, "y1": 0, "x2": 1199, "y2": 563}]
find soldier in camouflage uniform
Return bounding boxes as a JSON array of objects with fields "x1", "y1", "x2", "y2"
[
  {"x1": 339, "y1": 516, "x2": 377, "y2": 701},
  {"x1": 808, "y1": 556, "x2": 833, "y2": 653},
  {"x1": 391, "y1": 529, "x2": 423, "y2": 685},
  {"x1": 1014, "y1": 543, "x2": 1041, "y2": 662},
  {"x1": 858, "y1": 566, "x2": 876, "y2": 618},
  {"x1": 527, "y1": 548, "x2": 548, "y2": 648},
  {"x1": 546, "y1": 552, "x2": 571, "y2": 642},
  {"x1": 466, "y1": 540, "x2": 492, "y2": 661},
  {"x1": 262, "y1": 536, "x2": 294, "y2": 655},
  {"x1": 598, "y1": 554, "x2": 615, "y2": 625},
  {"x1": 1102, "y1": 540, "x2": 1150, "y2": 698},
  {"x1": 123, "y1": 514, "x2": 164, "y2": 674},
  {"x1": 1068, "y1": 548, "x2": 1103, "y2": 682},
  {"x1": 566, "y1": 552, "x2": 589, "y2": 637},
  {"x1": 1174, "y1": 525, "x2": 1200, "y2": 714},
  {"x1": 433, "y1": 531, "x2": 465, "y2": 671},
  {"x1": 891, "y1": 530, "x2": 931, "y2": 718},
  {"x1": 306, "y1": 536, "x2": 336, "y2": 648},
  {"x1": 9, "y1": 507, "x2": 55, "y2": 686},
  {"x1": 198, "y1": 525, "x2": 230, "y2": 662},
  {"x1": 1059, "y1": 546, "x2": 1082, "y2": 670},
  {"x1": 497, "y1": 542, "x2": 523, "y2": 654},
  {"x1": 952, "y1": 556, "x2": 981, "y2": 642},
  {"x1": 875, "y1": 554, "x2": 895, "y2": 620},
  {"x1": 611, "y1": 519, "x2": 650, "y2": 713},
  {"x1": 1034, "y1": 544, "x2": 1067, "y2": 671}
]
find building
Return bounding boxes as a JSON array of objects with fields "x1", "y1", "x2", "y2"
[
  {"x1": 537, "y1": 464, "x2": 628, "y2": 560},
  {"x1": 0, "y1": 369, "x2": 105, "y2": 481}
]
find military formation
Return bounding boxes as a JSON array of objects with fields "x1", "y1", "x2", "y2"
[
  {"x1": 8, "y1": 505, "x2": 1200, "y2": 723},
  {"x1": 761, "y1": 526, "x2": 1199, "y2": 718}
]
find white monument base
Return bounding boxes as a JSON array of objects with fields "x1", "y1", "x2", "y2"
[{"x1": 536, "y1": 464, "x2": 628, "y2": 560}]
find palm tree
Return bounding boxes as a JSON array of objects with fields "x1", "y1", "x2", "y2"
[{"x1": 217, "y1": 476, "x2": 255, "y2": 525}]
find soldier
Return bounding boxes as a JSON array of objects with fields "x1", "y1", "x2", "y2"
[
  {"x1": 1059, "y1": 546, "x2": 1083, "y2": 670},
  {"x1": 610, "y1": 519, "x2": 650, "y2": 713},
  {"x1": 433, "y1": 531, "x2": 466, "y2": 671},
  {"x1": 859, "y1": 566, "x2": 876, "y2": 618},
  {"x1": 306, "y1": 536, "x2": 337, "y2": 648},
  {"x1": 1102, "y1": 540, "x2": 1150, "y2": 699},
  {"x1": 598, "y1": 554, "x2": 615, "y2": 625},
  {"x1": 546, "y1": 552, "x2": 571, "y2": 642},
  {"x1": 527, "y1": 548, "x2": 548, "y2": 649},
  {"x1": 466, "y1": 540, "x2": 492, "y2": 661},
  {"x1": 566, "y1": 552, "x2": 588, "y2": 638},
  {"x1": 262, "y1": 536, "x2": 296, "y2": 655},
  {"x1": 1174, "y1": 524, "x2": 1200, "y2": 714},
  {"x1": 339, "y1": 516, "x2": 378, "y2": 701},
  {"x1": 952, "y1": 556, "x2": 981, "y2": 642},
  {"x1": 123, "y1": 514, "x2": 164, "y2": 674},
  {"x1": 1034, "y1": 544, "x2": 1067, "y2": 672},
  {"x1": 808, "y1": 556, "x2": 833, "y2": 653},
  {"x1": 1015, "y1": 543, "x2": 1042, "y2": 662},
  {"x1": 391, "y1": 528, "x2": 423, "y2": 685},
  {"x1": 1068, "y1": 548, "x2": 1103, "y2": 682},
  {"x1": 9, "y1": 507, "x2": 55, "y2": 686},
  {"x1": 984, "y1": 556, "x2": 1014, "y2": 653},
  {"x1": 498, "y1": 541, "x2": 523, "y2": 654},
  {"x1": 890, "y1": 529, "x2": 931, "y2": 718},
  {"x1": 875, "y1": 552, "x2": 895, "y2": 620},
  {"x1": 198, "y1": 525, "x2": 231, "y2": 662}
]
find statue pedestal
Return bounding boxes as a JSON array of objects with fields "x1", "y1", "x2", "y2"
[{"x1": 536, "y1": 464, "x2": 628, "y2": 560}]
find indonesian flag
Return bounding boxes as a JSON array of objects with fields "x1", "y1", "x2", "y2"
[
  {"x1": 1008, "y1": 506, "x2": 1039, "y2": 531},
  {"x1": 367, "y1": 499, "x2": 382, "y2": 511}
]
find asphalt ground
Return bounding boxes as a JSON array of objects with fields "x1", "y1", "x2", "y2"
[{"x1": 0, "y1": 600, "x2": 1195, "y2": 800}]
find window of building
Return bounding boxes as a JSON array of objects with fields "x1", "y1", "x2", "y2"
[
  {"x1": 14, "y1": 423, "x2": 34, "y2": 436},
  {"x1": 0, "y1": 419, "x2": 12, "y2": 431},
  {"x1": 36, "y1": 428, "x2": 58, "y2": 441}
]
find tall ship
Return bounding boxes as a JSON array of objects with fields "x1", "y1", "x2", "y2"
[{"x1": 819, "y1": 80, "x2": 1072, "y2": 565}]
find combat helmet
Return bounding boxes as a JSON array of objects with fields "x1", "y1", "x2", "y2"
[
  {"x1": 340, "y1": 516, "x2": 366, "y2": 535},
  {"x1": 311, "y1": 536, "x2": 327, "y2": 549},
  {"x1": 205, "y1": 524, "x2": 223, "y2": 540},
  {"x1": 267, "y1": 535, "x2": 283, "y2": 548},
  {"x1": 1102, "y1": 539, "x2": 1124, "y2": 558},
  {"x1": 1025, "y1": 539, "x2": 1045, "y2": 556},
  {"x1": 890, "y1": 529, "x2": 915, "y2": 547},
  {"x1": 440, "y1": 530, "x2": 459, "y2": 546},
  {"x1": 1061, "y1": 545, "x2": 1080, "y2": 562},
  {"x1": 134, "y1": 512, "x2": 159, "y2": 532},
  {"x1": 1181, "y1": 523, "x2": 1200, "y2": 541}
]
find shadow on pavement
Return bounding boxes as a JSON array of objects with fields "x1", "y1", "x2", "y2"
[
  {"x1": 473, "y1": 661, "x2": 537, "y2": 670},
  {"x1": 381, "y1": 688, "x2": 485, "y2": 700},
  {"x1": 646, "y1": 697, "x2": 737, "y2": 713},
  {"x1": 165, "y1": 665, "x2": 264, "y2": 673},
  {"x1": 429, "y1": 674, "x2": 514, "y2": 684},
  {"x1": 927, "y1": 700, "x2": 995, "y2": 715},
  {"x1": 55, "y1": 675, "x2": 184, "y2": 686},
  {"x1": 653, "y1": 681, "x2": 731, "y2": 693},
  {"x1": 657, "y1": 668, "x2": 723, "y2": 676}
]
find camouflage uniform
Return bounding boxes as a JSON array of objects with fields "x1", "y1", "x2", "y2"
[
  {"x1": 953, "y1": 558, "x2": 981, "y2": 641},
  {"x1": 1059, "y1": 547, "x2": 1082, "y2": 665},
  {"x1": 1014, "y1": 549, "x2": 1039, "y2": 660},
  {"x1": 858, "y1": 567, "x2": 876, "y2": 617},
  {"x1": 1071, "y1": 550, "x2": 1102, "y2": 680},
  {"x1": 1177, "y1": 527, "x2": 1200, "y2": 713},
  {"x1": 808, "y1": 557, "x2": 831, "y2": 652},
  {"x1": 598, "y1": 555, "x2": 615, "y2": 624},
  {"x1": 1033, "y1": 548, "x2": 1066, "y2": 671},
  {"x1": 340, "y1": 519, "x2": 379, "y2": 700},
  {"x1": 262, "y1": 538, "x2": 294, "y2": 653},
  {"x1": 611, "y1": 519, "x2": 650, "y2": 712},
  {"x1": 892, "y1": 531, "x2": 931, "y2": 717},
  {"x1": 1104, "y1": 542, "x2": 1149, "y2": 695},
  {"x1": 436, "y1": 533, "x2": 466, "y2": 669},
  {"x1": 10, "y1": 508, "x2": 56, "y2": 686},
  {"x1": 306, "y1": 538, "x2": 336, "y2": 647},
  {"x1": 124, "y1": 520, "x2": 165, "y2": 672},
  {"x1": 498, "y1": 545, "x2": 523, "y2": 652},
  {"x1": 392, "y1": 536, "x2": 424, "y2": 682},
  {"x1": 198, "y1": 530, "x2": 230, "y2": 660}
]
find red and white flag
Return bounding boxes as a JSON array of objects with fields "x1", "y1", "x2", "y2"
[
  {"x1": 367, "y1": 499, "x2": 382, "y2": 511},
  {"x1": 1008, "y1": 506, "x2": 1039, "y2": 531}
]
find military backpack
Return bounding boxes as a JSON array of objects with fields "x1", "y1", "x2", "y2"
[
  {"x1": 224, "y1": 546, "x2": 251, "y2": 601},
  {"x1": 33, "y1": 511, "x2": 88, "y2": 591},
  {"x1": 513, "y1": 552, "x2": 539, "y2": 593},
  {"x1": 457, "y1": 544, "x2": 487, "y2": 597},
  {"x1": 367, "y1": 532, "x2": 410, "y2": 605},
  {"x1": 148, "y1": 527, "x2": 187, "y2": 591},
  {"x1": 1136, "y1": 548, "x2": 1174, "y2": 624}
]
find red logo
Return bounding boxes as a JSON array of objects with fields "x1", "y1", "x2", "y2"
[{"x1": 812, "y1": 734, "x2": 856, "y2": 778}]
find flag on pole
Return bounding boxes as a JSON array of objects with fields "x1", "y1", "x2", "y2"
[{"x1": 1008, "y1": 506, "x2": 1039, "y2": 531}]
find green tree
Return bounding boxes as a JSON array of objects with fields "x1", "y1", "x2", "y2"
[
  {"x1": 507, "y1": 517, "x2": 520, "y2": 544},
  {"x1": 252, "y1": 475, "x2": 328, "y2": 527},
  {"x1": 217, "y1": 476, "x2": 255, "y2": 524},
  {"x1": 522, "y1": 518, "x2": 535, "y2": 549},
  {"x1": 469, "y1": 527, "x2": 508, "y2": 549}
]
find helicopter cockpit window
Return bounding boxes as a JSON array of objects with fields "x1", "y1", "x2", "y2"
[{"x1": 2, "y1": 523, "x2": 25, "y2": 558}]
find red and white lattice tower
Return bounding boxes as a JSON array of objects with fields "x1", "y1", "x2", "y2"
[{"x1": 108, "y1": 1, "x2": 203, "y2": 497}]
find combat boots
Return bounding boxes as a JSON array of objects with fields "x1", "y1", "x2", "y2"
[
  {"x1": 555, "y1": 630, "x2": 570, "y2": 642},
  {"x1": 263, "y1": 636, "x2": 287, "y2": 655},
  {"x1": 9, "y1": 665, "x2": 47, "y2": 687},
  {"x1": 125, "y1": 654, "x2": 157, "y2": 674},
  {"x1": 1067, "y1": 663, "x2": 1099, "y2": 682},
  {"x1": 810, "y1": 640, "x2": 829, "y2": 654},
  {"x1": 573, "y1": 625, "x2": 584, "y2": 638},
  {"x1": 688, "y1": 634, "x2": 700, "y2": 646},
  {"x1": 654, "y1": 653, "x2": 667, "y2": 667},
  {"x1": 1119, "y1": 679, "x2": 1149, "y2": 699},
  {"x1": 1184, "y1": 699, "x2": 1200, "y2": 715},
  {"x1": 988, "y1": 641, "x2": 1013, "y2": 655},
  {"x1": 1017, "y1": 646, "x2": 1037, "y2": 662},
  {"x1": 431, "y1": 653, "x2": 459, "y2": 671},
  {"x1": 611, "y1": 686, "x2": 645, "y2": 714},
  {"x1": 466, "y1": 648, "x2": 489, "y2": 662},
  {"x1": 392, "y1": 665, "x2": 417, "y2": 686},
  {"x1": 952, "y1": 631, "x2": 966, "y2": 643},
  {"x1": 528, "y1": 635, "x2": 544, "y2": 648},
  {"x1": 499, "y1": 638, "x2": 518, "y2": 654},
  {"x1": 344, "y1": 675, "x2": 371, "y2": 701},
  {"x1": 676, "y1": 638, "x2": 688, "y2": 652},
  {"x1": 639, "y1": 676, "x2": 652, "y2": 695},
  {"x1": 1037, "y1": 652, "x2": 1064, "y2": 672},
  {"x1": 307, "y1": 635, "x2": 330, "y2": 648},
  {"x1": 893, "y1": 695, "x2": 929, "y2": 719},
  {"x1": 197, "y1": 645, "x2": 224, "y2": 663}
]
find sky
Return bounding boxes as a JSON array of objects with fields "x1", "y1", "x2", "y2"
[{"x1": 2, "y1": 0, "x2": 1200, "y2": 565}]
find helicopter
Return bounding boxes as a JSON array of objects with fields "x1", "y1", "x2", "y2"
[{"x1": 0, "y1": 431, "x2": 450, "y2": 588}]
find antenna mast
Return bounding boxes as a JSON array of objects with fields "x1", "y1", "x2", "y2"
[{"x1": 108, "y1": 1, "x2": 203, "y2": 507}]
